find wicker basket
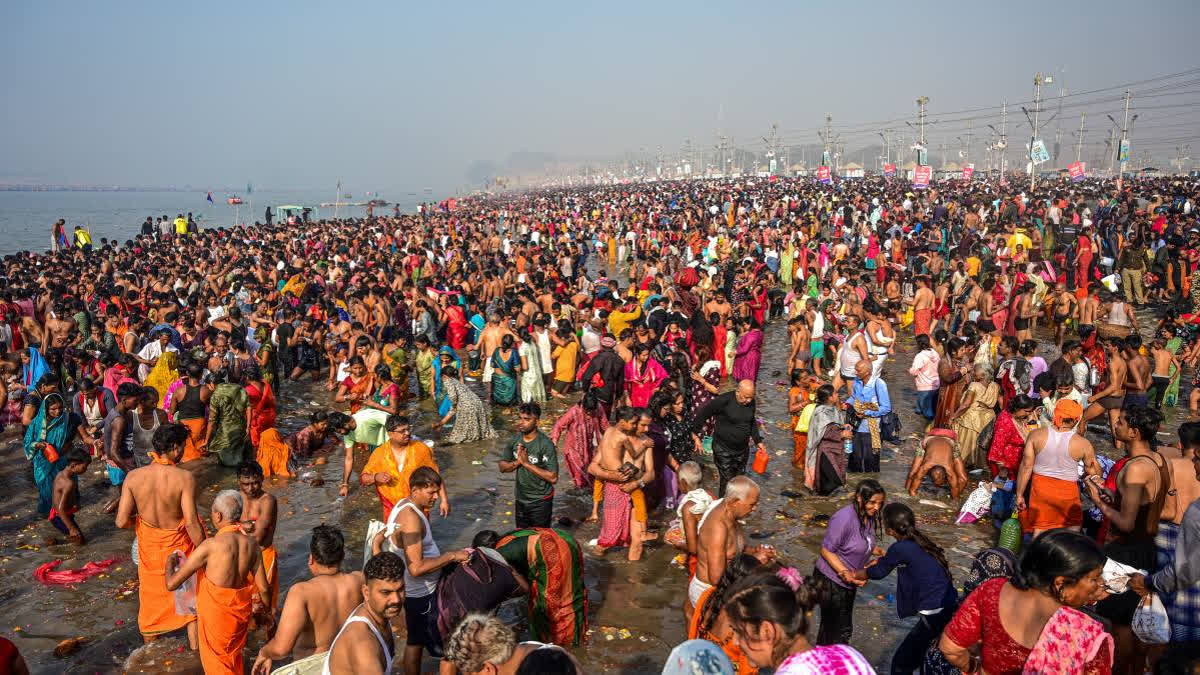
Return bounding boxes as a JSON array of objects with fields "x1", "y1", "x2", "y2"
[{"x1": 1096, "y1": 322, "x2": 1133, "y2": 340}]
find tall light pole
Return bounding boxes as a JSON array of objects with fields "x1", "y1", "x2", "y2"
[
  {"x1": 915, "y1": 96, "x2": 929, "y2": 165},
  {"x1": 1024, "y1": 72, "x2": 1052, "y2": 191},
  {"x1": 1118, "y1": 90, "x2": 1132, "y2": 188},
  {"x1": 1074, "y1": 113, "x2": 1086, "y2": 164}
]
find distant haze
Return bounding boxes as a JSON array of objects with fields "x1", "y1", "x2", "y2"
[{"x1": 3, "y1": 1, "x2": 1199, "y2": 193}]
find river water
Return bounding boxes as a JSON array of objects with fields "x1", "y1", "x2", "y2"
[
  {"x1": 0, "y1": 265, "x2": 1174, "y2": 673},
  {"x1": 0, "y1": 190, "x2": 423, "y2": 255}
]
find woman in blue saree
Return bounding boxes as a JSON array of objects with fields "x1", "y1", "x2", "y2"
[
  {"x1": 490, "y1": 334, "x2": 521, "y2": 407},
  {"x1": 433, "y1": 345, "x2": 463, "y2": 418},
  {"x1": 24, "y1": 393, "x2": 91, "y2": 515}
]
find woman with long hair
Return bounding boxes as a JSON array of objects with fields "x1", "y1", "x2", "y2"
[
  {"x1": 490, "y1": 333, "x2": 521, "y2": 407},
  {"x1": 939, "y1": 529, "x2": 1112, "y2": 674},
  {"x1": 852, "y1": 503, "x2": 956, "y2": 674},
  {"x1": 687, "y1": 553, "x2": 766, "y2": 674},
  {"x1": 732, "y1": 317, "x2": 764, "y2": 383},
  {"x1": 987, "y1": 393, "x2": 1039, "y2": 479},
  {"x1": 813, "y1": 479, "x2": 885, "y2": 646},
  {"x1": 433, "y1": 366, "x2": 497, "y2": 445},
  {"x1": 242, "y1": 364, "x2": 276, "y2": 449},
  {"x1": 804, "y1": 384, "x2": 849, "y2": 494},
  {"x1": 951, "y1": 363, "x2": 1000, "y2": 470},
  {"x1": 550, "y1": 389, "x2": 608, "y2": 491},
  {"x1": 721, "y1": 568, "x2": 873, "y2": 674}
]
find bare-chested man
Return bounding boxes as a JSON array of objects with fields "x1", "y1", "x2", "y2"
[
  {"x1": 252, "y1": 525, "x2": 364, "y2": 675},
  {"x1": 690, "y1": 476, "x2": 771, "y2": 615},
  {"x1": 623, "y1": 410, "x2": 658, "y2": 561},
  {"x1": 905, "y1": 430, "x2": 968, "y2": 500},
  {"x1": 1160, "y1": 422, "x2": 1200, "y2": 534},
  {"x1": 1149, "y1": 335, "x2": 1180, "y2": 410},
  {"x1": 704, "y1": 291, "x2": 732, "y2": 325},
  {"x1": 1081, "y1": 339, "x2": 1128, "y2": 448},
  {"x1": 238, "y1": 461, "x2": 280, "y2": 612},
  {"x1": 115, "y1": 423, "x2": 204, "y2": 648},
  {"x1": 44, "y1": 303, "x2": 78, "y2": 348},
  {"x1": 472, "y1": 313, "x2": 512, "y2": 395},
  {"x1": 588, "y1": 407, "x2": 640, "y2": 554},
  {"x1": 1122, "y1": 334, "x2": 1152, "y2": 409},
  {"x1": 1078, "y1": 287, "x2": 1100, "y2": 335},
  {"x1": 166, "y1": 490, "x2": 271, "y2": 675},
  {"x1": 1050, "y1": 282, "x2": 1078, "y2": 347}
]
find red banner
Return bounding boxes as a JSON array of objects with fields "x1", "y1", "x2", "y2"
[
  {"x1": 816, "y1": 166, "x2": 831, "y2": 184},
  {"x1": 961, "y1": 166, "x2": 974, "y2": 181},
  {"x1": 883, "y1": 163, "x2": 896, "y2": 176},
  {"x1": 913, "y1": 165, "x2": 932, "y2": 188},
  {"x1": 1068, "y1": 162, "x2": 1085, "y2": 182}
]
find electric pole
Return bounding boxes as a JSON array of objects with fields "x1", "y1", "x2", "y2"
[
  {"x1": 763, "y1": 123, "x2": 779, "y2": 175},
  {"x1": 1118, "y1": 90, "x2": 1132, "y2": 187},
  {"x1": 916, "y1": 96, "x2": 929, "y2": 165},
  {"x1": 1074, "y1": 113, "x2": 1086, "y2": 164},
  {"x1": 1172, "y1": 145, "x2": 1192, "y2": 175},
  {"x1": 879, "y1": 129, "x2": 893, "y2": 166},
  {"x1": 1024, "y1": 72, "x2": 1053, "y2": 191},
  {"x1": 999, "y1": 100, "x2": 1008, "y2": 182},
  {"x1": 819, "y1": 114, "x2": 834, "y2": 167}
]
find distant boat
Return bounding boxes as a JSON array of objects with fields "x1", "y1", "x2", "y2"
[
  {"x1": 367, "y1": 199, "x2": 389, "y2": 206},
  {"x1": 227, "y1": 197, "x2": 243, "y2": 205}
]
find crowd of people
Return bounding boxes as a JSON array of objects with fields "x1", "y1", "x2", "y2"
[{"x1": 2, "y1": 172, "x2": 1200, "y2": 674}]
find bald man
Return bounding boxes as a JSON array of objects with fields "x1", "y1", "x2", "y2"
[
  {"x1": 690, "y1": 476, "x2": 773, "y2": 614},
  {"x1": 167, "y1": 490, "x2": 270, "y2": 675},
  {"x1": 692, "y1": 379, "x2": 765, "y2": 496}
]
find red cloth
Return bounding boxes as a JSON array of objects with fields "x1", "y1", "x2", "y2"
[
  {"x1": 943, "y1": 578, "x2": 1112, "y2": 675},
  {"x1": 987, "y1": 411, "x2": 1024, "y2": 473},
  {"x1": 34, "y1": 558, "x2": 119, "y2": 585}
]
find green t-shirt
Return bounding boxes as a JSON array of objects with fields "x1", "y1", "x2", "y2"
[{"x1": 501, "y1": 431, "x2": 558, "y2": 504}]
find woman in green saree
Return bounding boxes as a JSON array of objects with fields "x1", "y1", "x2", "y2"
[
  {"x1": 490, "y1": 334, "x2": 521, "y2": 407},
  {"x1": 205, "y1": 370, "x2": 250, "y2": 467},
  {"x1": 472, "y1": 527, "x2": 588, "y2": 646}
]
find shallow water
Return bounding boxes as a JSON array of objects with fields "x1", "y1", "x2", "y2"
[{"x1": 0, "y1": 293, "x2": 1176, "y2": 673}]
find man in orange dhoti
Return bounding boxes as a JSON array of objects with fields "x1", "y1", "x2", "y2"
[
  {"x1": 114, "y1": 423, "x2": 205, "y2": 646},
  {"x1": 237, "y1": 461, "x2": 280, "y2": 610},
  {"x1": 167, "y1": 490, "x2": 270, "y2": 675}
]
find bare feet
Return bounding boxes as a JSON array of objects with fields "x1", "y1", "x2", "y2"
[
  {"x1": 642, "y1": 532, "x2": 658, "y2": 542},
  {"x1": 591, "y1": 545, "x2": 608, "y2": 556},
  {"x1": 585, "y1": 513, "x2": 598, "y2": 523}
]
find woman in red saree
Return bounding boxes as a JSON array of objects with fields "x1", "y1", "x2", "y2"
[
  {"x1": 444, "y1": 301, "x2": 469, "y2": 349},
  {"x1": 243, "y1": 365, "x2": 276, "y2": 449}
]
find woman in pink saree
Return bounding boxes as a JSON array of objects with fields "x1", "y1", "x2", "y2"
[
  {"x1": 550, "y1": 390, "x2": 608, "y2": 489},
  {"x1": 732, "y1": 318, "x2": 763, "y2": 383},
  {"x1": 624, "y1": 343, "x2": 667, "y2": 408},
  {"x1": 444, "y1": 301, "x2": 469, "y2": 349}
]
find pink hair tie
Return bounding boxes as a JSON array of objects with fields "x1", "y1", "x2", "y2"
[{"x1": 776, "y1": 566, "x2": 804, "y2": 591}]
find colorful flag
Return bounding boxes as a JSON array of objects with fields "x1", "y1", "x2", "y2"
[{"x1": 206, "y1": 191, "x2": 213, "y2": 203}]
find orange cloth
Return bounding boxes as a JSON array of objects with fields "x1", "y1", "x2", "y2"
[
  {"x1": 792, "y1": 431, "x2": 807, "y2": 469},
  {"x1": 136, "y1": 518, "x2": 196, "y2": 637},
  {"x1": 256, "y1": 428, "x2": 292, "y2": 478},
  {"x1": 913, "y1": 307, "x2": 933, "y2": 336},
  {"x1": 261, "y1": 545, "x2": 279, "y2": 610},
  {"x1": 632, "y1": 489, "x2": 646, "y2": 524},
  {"x1": 196, "y1": 526, "x2": 255, "y2": 675},
  {"x1": 687, "y1": 586, "x2": 757, "y2": 674},
  {"x1": 1021, "y1": 473, "x2": 1083, "y2": 532},
  {"x1": 180, "y1": 417, "x2": 207, "y2": 463},
  {"x1": 362, "y1": 441, "x2": 438, "y2": 519}
]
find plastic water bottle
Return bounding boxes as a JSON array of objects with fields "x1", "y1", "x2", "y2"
[
  {"x1": 843, "y1": 438, "x2": 854, "y2": 454},
  {"x1": 998, "y1": 514, "x2": 1023, "y2": 554}
]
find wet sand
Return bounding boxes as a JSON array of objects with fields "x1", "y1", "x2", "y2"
[{"x1": 0, "y1": 302, "x2": 1176, "y2": 674}]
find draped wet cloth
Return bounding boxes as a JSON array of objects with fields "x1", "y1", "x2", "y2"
[
  {"x1": 23, "y1": 394, "x2": 78, "y2": 515},
  {"x1": 136, "y1": 510, "x2": 197, "y2": 637},
  {"x1": 596, "y1": 481, "x2": 632, "y2": 548},
  {"x1": 550, "y1": 403, "x2": 607, "y2": 488},
  {"x1": 255, "y1": 428, "x2": 293, "y2": 478},
  {"x1": 439, "y1": 376, "x2": 496, "y2": 445},
  {"x1": 208, "y1": 383, "x2": 250, "y2": 467},
  {"x1": 361, "y1": 440, "x2": 439, "y2": 519},
  {"x1": 21, "y1": 346, "x2": 49, "y2": 389},
  {"x1": 197, "y1": 525, "x2": 256, "y2": 675},
  {"x1": 245, "y1": 379, "x2": 277, "y2": 448},
  {"x1": 804, "y1": 404, "x2": 846, "y2": 493},
  {"x1": 496, "y1": 528, "x2": 588, "y2": 646},
  {"x1": 143, "y1": 351, "x2": 179, "y2": 408}
]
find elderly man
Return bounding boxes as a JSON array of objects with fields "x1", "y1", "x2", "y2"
[
  {"x1": 693, "y1": 380, "x2": 766, "y2": 496},
  {"x1": 690, "y1": 476, "x2": 772, "y2": 613},
  {"x1": 115, "y1": 422, "x2": 204, "y2": 647},
  {"x1": 252, "y1": 526, "x2": 364, "y2": 675},
  {"x1": 844, "y1": 358, "x2": 892, "y2": 473},
  {"x1": 167, "y1": 490, "x2": 271, "y2": 675}
]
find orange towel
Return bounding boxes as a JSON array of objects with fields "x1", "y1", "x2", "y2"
[
  {"x1": 1021, "y1": 473, "x2": 1083, "y2": 532},
  {"x1": 180, "y1": 417, "x2": 207, "y2": 463},
  {"x1": 632, "y1": 488, "x2": 646, "y2": 524},
  {"x1": 913, "y1": 308, "x2": 933, "y2": 336},
  {"x1": 196, "y1": 572, "x2": 254, "y2": 675},
  {"x1": 256, "y1": 429, "x2": 292, "y2": 478},
  {"x1": 136, "y1": 518, "x2": 196, "y2": 638}
]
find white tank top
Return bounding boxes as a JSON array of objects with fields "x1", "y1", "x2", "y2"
[
  {"x1": 322, "y1": 605, "x2": 393, "y2": 675},
  {"x1": 385, "y1": 499, "x2": 440, "y2": 598},
  {"x1": 1108, "y1": 302, "x2": 1131, "y2": 326},
  {"x1": 840, "y1": 331, "x2": 865, "y2": 374},
  {"x1": 1033, "y1": 427, "x2": 1079, "y2": 481}
]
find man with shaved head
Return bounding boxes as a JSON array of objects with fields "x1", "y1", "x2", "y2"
[
  {"x1": 690, "y1": 476, "x2": 773, "y2": 615},
  {"x1": 168, "y1": 489, "x2": 271, "y2": 675},
  {"x1": 692, "y1": 379, "x2": 765, "y2": 496}
]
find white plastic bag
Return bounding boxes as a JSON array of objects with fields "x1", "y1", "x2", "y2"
[
  {"x1": 955, "y1": 481, "x2": 995, "y2": 524},
  {"x1": 1102, "y1": 558, "x2": 1144, "y2": 594},
  {"x1": 1131, "y1": 593, "x2": 1171, "y2": 644},
  {"x1": 363, "y1": 519, "x2": 388, "y2": 570},
  {"x1": 167, "y1": 550, "x2": 197, "y2": 615}
]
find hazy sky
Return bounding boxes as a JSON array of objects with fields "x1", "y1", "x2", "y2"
[{"x1": 3, "y1": 1, "x2": 1199, "y2": 191}]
